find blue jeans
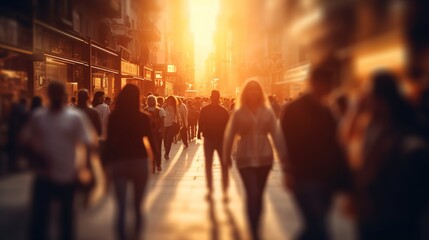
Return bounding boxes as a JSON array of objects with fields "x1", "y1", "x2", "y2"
[{"x1": 112, "y1": 159, "x2": 148, "y2": 240}]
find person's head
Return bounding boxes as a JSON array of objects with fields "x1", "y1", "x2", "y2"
[
  {"x1": 47, "y1": 81, "x2": 66, "y2": 111},
  {"x1": 105, "y1": 97, "x2": 112, "y2": 106},
  {"x1": 77, "y1": 89, "x2": 90, "y2": 107},
  {"x1": 92, "y1": 91, "x2": 105, "y2": 107},
  {"x1": 30, "y1": 96, "x2": 42, "y2": 111},
  {"x1": 309, "y1": 65, "x2": 335, "y2": 98},
  {"x1": 115, "y1": 84, "x2": 140, "y2": 114},
  {"x1": 166, "y1": 95, "x2": 177, "y2": 107},
  {"x1": 210, "y1": 90, "x2": 221, "y2": 104},
  {"x1": 147, "y1": 95, "x2": 157, "y2": 107},
  {"x1": 157, "y1": 97, "x2": 164, "y2": 106},
  {"x1": 238, "y1": 79, "x2": 269, "y2": 109}
]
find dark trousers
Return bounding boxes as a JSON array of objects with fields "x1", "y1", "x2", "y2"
[
  {"x1": 292, "y1": 184, "x2": 332, "y2": 240},
  {"x1": 163, "y1": 126, "x2": 175, "y2": 157},
  {"x1": 29, "y1": 177, "x2": 76, "y2": 240},
  {"x1": 112, "y1": 159, "x2": 148, "y2": 240},
  {"x1": 238, "y1": 165, "x2": 272, "y2": 240},
  {"x1": 188, "y1": 124, "x2": 196, "y2": 139},
  {"x1": 153, "y1": 133, "x2": 163, "y2": 169},
  {"x1": 203, "y1": 139, "x2": 228, "y2": 192},
  {"x1": 180, "y1": 126, "x2": 188, "y2": 147}
]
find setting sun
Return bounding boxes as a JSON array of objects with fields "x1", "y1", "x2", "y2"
[{"x1": 189, "y1": 0, "x2": 219, "y2": 82}]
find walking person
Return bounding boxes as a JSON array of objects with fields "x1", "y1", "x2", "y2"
[
  {"x1": 20, "y1": 81, "x2": 97, "y2": 240},
  {"x1": 163, "y1": 96, "x2": 180, "y2": 160},
  {"x1": 280, "y1": 65, "x2": 352, "y2": 240},
  {"x1": 223, "y1": 79, "x2": 286, "y2": 240},
  {"x1": 187, "y1": 100, "x2": 199, "y2": 140},
  {"x1": 198, "y1": 90, "x2": 230, "y2": 199},
  {"x1": 144, "y1": 95, "x2": 166, "y2": 173},
  {"x1": 105, "y1": 84, "x2": 156, "y2": 240},
  {"x1": 92, "y1": 91, "x2": 110, "y2": 166},
  {"x1": 76, "y1": 89, "x2": 102, "y2": 137},
  {"x1": 178, "y1": 98, "x2": 189, "y2": 148}
]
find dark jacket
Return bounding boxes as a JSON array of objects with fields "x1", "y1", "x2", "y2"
[
  {"x1": 280, "y1": 93, "x2": 351, "y2": 190},
  {"x1": 198, "y1": 103, "x2": 229, "y2": 142}
]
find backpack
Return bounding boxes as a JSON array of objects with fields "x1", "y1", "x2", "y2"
[{"x1": 144, "y1": 107, "x2": 162, "y2": 134}]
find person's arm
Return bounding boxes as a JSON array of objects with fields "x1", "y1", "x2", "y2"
[{"x1": 222, "y1": 111, "x2": 238, "y2": 168}]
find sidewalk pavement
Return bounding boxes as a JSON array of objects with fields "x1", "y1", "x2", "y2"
[{"x1": 0, "y1": 139, "x2": 356, "y2": 240}]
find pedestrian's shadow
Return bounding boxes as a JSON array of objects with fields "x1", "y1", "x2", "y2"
[
  {"x1": 207, "y1": 197, "x2": 219, "y2": 240},
  {"x1": 223, "y1": 202, "x2": 242, "y2": 240}
]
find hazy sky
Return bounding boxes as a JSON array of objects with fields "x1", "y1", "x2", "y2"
[{"x1": 189, "y1": 0, "x2": 219, "y2": 84}]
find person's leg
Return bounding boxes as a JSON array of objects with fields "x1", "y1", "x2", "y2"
[
  {"x1": 181, "y1": 127, "x2": 188, "y2": 147},
  {"x1": 215, "y1": 142, "x2": 229, "y2": 193},
  {"x1": 203, "y1": 139, "x2": 215, "y2": 195},
  {"x1": 163, "y1": 126, "x2": 173, "y2": 159},
  {"x1": 57, "y1": 182, "x2": 76, "y2": 240},
  {"x1": 293, "y1": 185, "x2": 332, "y2": 240},
  {"x1": 132, "y1": 161, "x2": 149, "y2": 233},
  {"x1": 113, "y1": 175, "x2": 128, "y2": 240},
  {"x1": 29, "y1": 177, "x2": 51, "y2": 240},
  {"x1": 239, "y1": 166, "x2": 271, "y2": 240},
  {"x1": 153, "y1": 134, "x2": 162, "y2": 171}
]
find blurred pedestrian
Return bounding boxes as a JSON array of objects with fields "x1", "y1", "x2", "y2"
[
  {"x1": 223, "y1": 79, "x2": 286, "y2": 240},
  {"x1": 280, "y1": 65, "x2": 351, "y2": 240},
  {"x1": 76, "y1": 89, "x2": 102, "y2": 137},
  {"x1": 7, "y1": 97, "x2": 29, "y2": 171},
  {"x1": 268, "y1": 95, "x2": 281, "y2": 118},
  {"x1": 144, "y1": 95, "x2": 165, "y2": 173},
  {"x1": 187, "y1": 100, "x2": 199, "y2": 140},
  {"x1": 198, "y1": 90, "x2": 229, "y2": 199},
  {"x1": 21, "y1": 81, "x2": 97, "y2": 240},
  {"x1": 92, "y1": 91, "x2": 110, "y2": 166},
  {"x1": 163, "y1": 96, "x2": 180, "y2": 160},
  {"x1": 70, "y1": 97, "x2": 76, "y2": 107},
  {"x1": 30, "y1": 96, "x2": 42, "y2": 113},
  {"x1": 178, "y1": 98, "x2": 189, "y2": 148},
  {"x1": 105, "y1": 84, "x2": 156, "y2": 240},
  {"x1": 105, "y1": 96, "x2": 112, "y2": 108},
  {"x1": 345, "y1": 71, "x2": 429, "y2": 240}
]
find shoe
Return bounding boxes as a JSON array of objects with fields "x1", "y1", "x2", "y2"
[
  {"x1": 164, "y1": 154, "x2": 170, "y2": 160},
  {"x1": 156, "y1": 166, "x2": 162, "y2": 172}
]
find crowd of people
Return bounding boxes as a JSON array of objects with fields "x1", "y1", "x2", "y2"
[{"x1": 4, "y1": 61, "x2": 429, "y2": 240}]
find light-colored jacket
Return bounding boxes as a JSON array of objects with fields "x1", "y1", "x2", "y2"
[{"x1": 223, "y1": 106, "x2": 287, "y2": 168}]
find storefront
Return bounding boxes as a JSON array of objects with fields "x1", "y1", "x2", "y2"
[
  {"x1": 33, "y1": 21, "x2": 89, "y2": 100},
  {"x1": 90, "y1": 42, "x2": 119, "y2": 98},
  {"x1": 0, "y1": 15, "x2": 33, "y2": 130}
]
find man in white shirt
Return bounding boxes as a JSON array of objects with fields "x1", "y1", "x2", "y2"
[{"x1": 21, "y1": 81, "x2": 97, "y2": 240}]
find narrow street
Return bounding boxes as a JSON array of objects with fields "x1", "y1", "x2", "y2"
[{"x1": 0, "y1": 139, "x2": 355, "y2": 240}]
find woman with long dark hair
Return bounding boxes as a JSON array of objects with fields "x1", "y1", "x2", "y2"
[
  {"x1": 105, "y1": 84, "x2": 155, "y2": 240},
  {"x1": 223, "y1": 79, "x2": 286, "y2": 240},
  {"x1": 163, "y1": 95, "x2": 180, "y2": 160}
]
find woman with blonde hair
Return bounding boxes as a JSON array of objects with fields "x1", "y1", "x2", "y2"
[{"x1": 223, "y1": 79, "x2": 286, "y2": 240}]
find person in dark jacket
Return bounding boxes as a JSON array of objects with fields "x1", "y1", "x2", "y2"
[
  {"x1": 105, "y1": 84, "x2": 156, "y2": 240},
  {"x1": 76, "y1": 89, "x2": 102, "y2": 137},
  {"x1": 198, "y1": 90, "x2": 230, "y2": 199},
  {"x1": 280, "y1": 65, "x2": 352, "y2": 240}
]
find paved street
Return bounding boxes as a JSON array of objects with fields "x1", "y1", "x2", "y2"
[{"x1": 0, "y1": 139, "x2": 355, "y2": 240}]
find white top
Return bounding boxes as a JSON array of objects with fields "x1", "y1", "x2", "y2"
[
  {"x1": 164, "y1": 105, "x2": 179, "y2": 127},
  {"x1": 178, "y1": 103, "x2": 188, "y2": 127},
  {"x1": 223, "y1": 106, "x2": 287, "y2": 168},
  {"x1": 20, "y1": 107, "x2": 97, "y2": 183},
  {"x1": 93, "y1": 103, "x2": 110, "y2": 140},
  {"x1": 147, "y1": 106, "x2": 166, "y2": 118}
]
